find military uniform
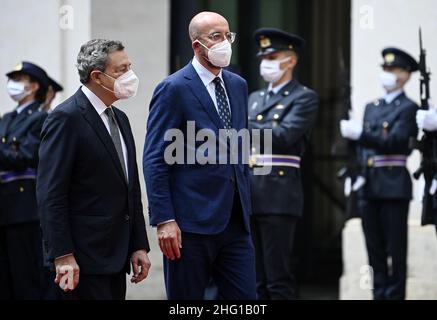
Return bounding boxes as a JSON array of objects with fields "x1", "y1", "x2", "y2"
[
  {"x1": 249, "y1": 28, "x2": 319, "y2": 299},
  {"x1": 0, "y1": 62, "x2": 49, "y2": 299},
  {"x1": 354, "y1": 48, "x2": 419, "y2": 300}
]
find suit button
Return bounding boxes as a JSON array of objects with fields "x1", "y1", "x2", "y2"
[
  {"x1": 19, "y1": 187, "x2": 24, "y2": 192},
  {"x1": 256, "y1": 114, "x2": 263, "y2": 121},
  {"x1": 125, "y1": 215, "x2": 130, "y2": 221}
]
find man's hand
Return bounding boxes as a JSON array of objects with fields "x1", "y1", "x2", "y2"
[
  {"x1": 340, "y1": 119, "x2": 362, "y2": 141},
  {"x1": 157, "y1": 221, "x2": 182, "y2": 260},
  {"x1": 54, "y1": 254, "x2": 80, "y2": 292},
  {"x1": 130, "y1": 250, "x2": 151, "y2": 284}
]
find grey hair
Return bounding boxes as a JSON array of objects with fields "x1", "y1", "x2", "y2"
[{"x1": 76, "y1": 39, "x2": 124, "y2": 84}]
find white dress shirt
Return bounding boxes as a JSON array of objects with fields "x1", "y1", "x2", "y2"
[
  {"x1": 81, "y1": 85, "x2": 129, "y2": 181},
  {"x1": 191, "y1": 56, "x2": 231, "y2": 115}
]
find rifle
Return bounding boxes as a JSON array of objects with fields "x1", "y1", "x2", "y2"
[
  {"x1": 336, "y1": 48, "x2": 359, "y2": 219},
  {"x1": 413, "y1": 27, "x2": 434, "y2": 180}
]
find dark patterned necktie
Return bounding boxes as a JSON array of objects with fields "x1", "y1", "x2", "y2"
[
  {"x1": 105, "y1": 107, "x2": 127, "y2": 180},
  {"x1": 213, "y1": 77, "x2": 232, "y2": 129}
]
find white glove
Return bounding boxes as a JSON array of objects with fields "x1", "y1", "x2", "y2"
[
  {"x1": 340, "y1": 120, "x2": 362, "y2": 141},
  {"x1": 344, "y1": 177, "x2": 352, "y2": 197},
  {"x1": 417, "y1": 109, "x2": 437, "y2": 131}
]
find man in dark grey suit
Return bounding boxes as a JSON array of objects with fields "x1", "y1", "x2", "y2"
[
  {"x1": 248, "y1": 28, "x2": 319, "y2": 300},
  {"x1": 37, "y1": 39, "x2": 151, "y2": 300}
]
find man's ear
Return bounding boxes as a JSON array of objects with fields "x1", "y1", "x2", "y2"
[
  {"x1": 89, "y1": 70, "x2": 101, "y2": 84},
  {"x1": 192, "y1": 41, "x2": 202, "y2": 55},
  {"x1": 290, "y1": 54, "x2": 298, "y2": 68}
]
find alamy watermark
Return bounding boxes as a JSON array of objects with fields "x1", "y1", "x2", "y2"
[{"x1": 162, "y1": 121, "x2": 273, "y2": 176}]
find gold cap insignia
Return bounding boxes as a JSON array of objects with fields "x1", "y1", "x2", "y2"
[
  {"x1": 13, "y1": 62, "x2": 23, "y2": 71},
  {"x1": 260, "y1": 37, "x2": 271, "y2": 48},
  {"x1": 384, "y1": 53, "x2": 395, "y2": 64}
]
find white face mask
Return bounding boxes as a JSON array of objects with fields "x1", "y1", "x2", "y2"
[
  {"x1": 260, "y1": 57, "x2": 291, "y2": 84},
  {"x1": 195, "y1": 39, "x2": 232, "y2": 68},
  {"x1": 7, "y1": 80, "x2": 31, "y2": 102},
  {"x1": 100, "y1": 69, "x2": 139, "y2": 99},
  {"x1": 379, "y1": 71, "x2": 398, "y2": 92}
]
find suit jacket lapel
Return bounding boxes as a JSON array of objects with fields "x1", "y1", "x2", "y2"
[
  {"x1": 183, "y1": 64, "x2": 224, "y2": 129},
  {"x1": 222, "y1": 71, "x2": 240, "y2": 130},
  {"x1": 75, "y1": 89, "x2": 127, "y2": 186}
]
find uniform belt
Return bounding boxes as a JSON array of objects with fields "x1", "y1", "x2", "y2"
[
  {"x1": 249, "y1": 154, "x2": 301, "y2": 169},
  {"x1": 0, "y1": 168, "x2": 37, "y2": 183},
  {"x1": 367, "y1": 155, "x2": 407, "y2": 168}
]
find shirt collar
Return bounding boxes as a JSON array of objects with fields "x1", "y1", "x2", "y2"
[
  {"x1": 384, "y1": 89, "x2": 403, "y2": 104},
  {"x1": 16, "y1": 100, "x2": 36, "y2": 114},
  {"x1": 192, "y1": 56, "x2": 224, "y2": 87},
  {"x1": 81, "y1": 85, "x2": 109, "y2": 116},
  {"x1": 268, "y1": 80, "x2": 291, "y2": 95}
]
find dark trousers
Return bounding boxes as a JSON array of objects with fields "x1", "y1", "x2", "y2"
[
  {"x1": 0, "y1": 222, "x2": 43, "y2": 300},
  {"x1": 251, "y1": 214, "x2": 298, "y2": 300},
  {"x1": 164, "y1": 194, "x2": 256, "y2": 300},
  {"x1": 360, "y1": 199, "x2": 409, "y2": 300},
  {"x1": 61, "y1": 272, "x2": 126, "y2": 300}
]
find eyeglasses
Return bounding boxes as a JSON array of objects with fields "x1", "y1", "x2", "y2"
[{"x1": 203, "y1": 32, "x2": 237, "y2": 44}]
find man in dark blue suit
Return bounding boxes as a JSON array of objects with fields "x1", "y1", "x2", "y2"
[
  {"x1": 143, "y1": 11, "x2": 256, "y2": 299},
  {"x1": 37, "y1": 39, "x2": 151, "y2": 300}
]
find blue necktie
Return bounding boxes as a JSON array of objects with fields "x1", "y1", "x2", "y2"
[{"x1": 213, "y1": 77, "x2": 232, "y2": 129}]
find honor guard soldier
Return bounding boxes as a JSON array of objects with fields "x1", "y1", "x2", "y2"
[
  {"x1": 248, "y1": 28, "x2": 319, "y2": 300},
  {"x1": 340, "y1": 48, "x2": 419, "y2": 300},
  {"x1": 417, "y1": 101, "x2": 437, "y2": 231},
  {"x1": 0, "y1": 62, "x2": 50, "y2": 299}
]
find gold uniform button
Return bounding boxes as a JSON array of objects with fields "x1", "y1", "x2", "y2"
[
  {"x1": 382, "y1": 121, "x2": 389, "y2": 129},
  {"x1": 367, "y1": 158, "x2": 374, "y2": 167},
  {"x1": 2, "y1": 138, "x2": 6, "y2": 143},
  {"x1": 278, "y1": 170, "x2": 285, "y2": 176},
  {"x1": 19, "y1": 187, "x2": 25, "y2": 192},
  {"x1": 273, "y1": 114, "x2": 280, "y2": 120},
  {"x1": 256, "y1": 114, "x2": 263, "y2": 121},
  {"x1": 12, "y1": 137, "x2": 17, "y2": 142}
]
